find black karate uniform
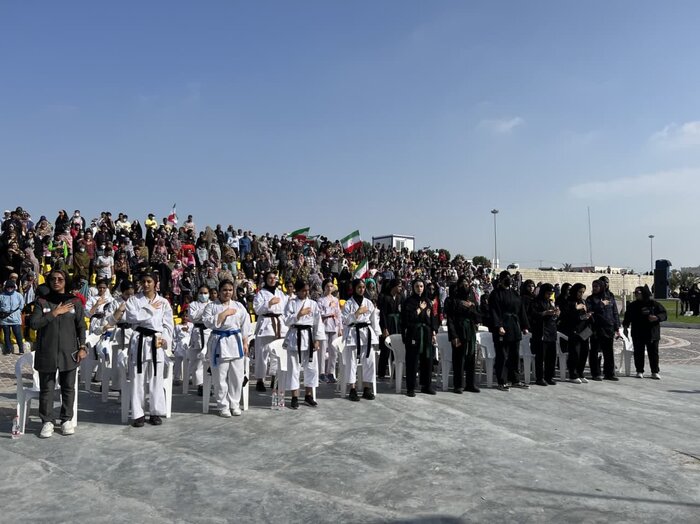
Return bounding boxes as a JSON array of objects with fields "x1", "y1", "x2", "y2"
[
  {"x1": 559, "y1": 299, "x2": 592, "y2": 380},
  {"x1": 623, "y1": 299, "x2": 667, "y2": 374},
  {"x1": 489, "y1": 287, "x2": 529, "y2": 385},
  {"x1": 445, "y1": 289, "x2": 481, "y2": 391},
  {"x1": 586, "y1": 290, "x2": 621, "y2": 379},
  {"x1": 377, "y1": 292, "x2": 402, "y2": 378},
  {"x1": 402, "y1": 294, "x2": 436, "y2": 393},
  {"x1": 528, "y1": 297, "x2": 558, "y2": 382}
]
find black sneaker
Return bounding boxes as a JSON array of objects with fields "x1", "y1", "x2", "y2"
[
  {"x1": 603, "y1": 375, "x2": 619, "y2": 381},
  {"x1": 497, "y1": 383, "x2": 510, "y2": 391},
  {"x1": 348, "y1": 388, "x2": 360, "y2": 402},
  {"x1": 420, "y1": 387, "x2": 437, "y2": 395},
  {"x1": 362, "y1": 387, "x2": 375, "y2": 400},
  {"x1": 466, "y1": 385, "x2": 481, "y2": 393},
  {"x1": 197, "y1": 385, "x2": 204, "y2": 396},
  {"x1": 453, "y1": 388, "x2": 463, "y2": 394},
  {"x1": 535, "y1": 379, "x2": 548, "y2": 386},
  {"x1": 406, "y1": 390, "x2": 416, "y2": 397},
  {"x1": 256, "y1": 380, "x2": 266, "y2": 392},
  {"x1": 131, "y1": 416, "x2": 145, "y2": 428},
  {"x1": 304, "y1": 395, "x2": 318, "y2": 407},
  {"x1": 546, "y1": 379, "x2": 557, "y2": 385},
  {"x1": 592, "y1": 376, "x2": 603, "y2": 381},
  {"x1": 512, "y1": 381, "x2": 530, "y2": 389},
  {"x1": 290, "y1": 396, "x2": 299, "y2": 409},
  {"x1": 148, "y1": 415, "x2": 163, "y2": 426}
]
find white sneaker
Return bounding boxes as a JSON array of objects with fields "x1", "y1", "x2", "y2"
[
  {"x1": 219, "y1": 409, "x2": 232, "y2": 418},
  {"x1": 61, "y1": 420, "x2": 75, "y2": 436},
  {"x1": 40, "y1": 422, "x2": 54, "y2": 438},
  {"x1": 570, "y1": 378, "x2": 582, "y2": 384},
  {"x1": 231, "y1": 407, "x2": 242, "y2": 416},
  {"x1": 635, "y1": 372, "x2": 644, "y2": 379},
  {"x1": 651, "y1": 373, "x2": 660, "y2": 380},
  {"x1": 580, "y1": 377, "x2": 589, "y2": 384}
]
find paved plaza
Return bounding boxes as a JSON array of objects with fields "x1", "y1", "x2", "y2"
[{"x1": 1, "y1": 328, "x2": 699, "y2": 523}]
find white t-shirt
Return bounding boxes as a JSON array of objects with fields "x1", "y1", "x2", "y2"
[{"x1": 96, "y1": 255, "x2": 113, "y2": 279}]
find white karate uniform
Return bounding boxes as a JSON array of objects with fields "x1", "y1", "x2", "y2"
[
  {"x1": 253, "y1": 288, "x2": 288, "y2": 380},
  {"x1": 105, "y1": 297, "x2": 133, "y2": 388},
  {"x1": 85, "y1": 294, "x2": 117, "y2": 380},
  {"x1": 125, "y1": 293, "x2": 174, "y2": 419},
  {"x1": 316, "y1": 294, "x2": 342, "y2": 377},
  {"x1": 341, "y1": 296, "x2": 380, "y2": 387},
  {"x1": 203, "y1": 300, "x2": 251, "y2": 412},
  {"x1": 283, "y1": 297, "x2": 326, "y2": 390},
  {"x1": 184, "y1": 300, "x2": 210, "y2": 387},
  {"x1": 172, "y1": 323, "x2": 191, "y2": 382}
]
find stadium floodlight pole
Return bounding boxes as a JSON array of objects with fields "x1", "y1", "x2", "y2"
[
  {"x1": 491, "y1": 209, "x2": 499, "y2": 270},
  {"x1": 649, "y1": 234, "x2": 654, "y2": 274}
]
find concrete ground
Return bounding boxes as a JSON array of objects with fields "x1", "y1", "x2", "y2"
[{"x1": 1, "y1": 329, "x2": 699, "y2": 523}]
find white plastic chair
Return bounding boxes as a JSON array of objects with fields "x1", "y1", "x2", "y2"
[
  {"x1": 475, "y1": 332, "x2": 496, "y2": 388},
  {"x1": 15, "y1": 352, "x2": 78, "y2": 434},
  {"x1": 618, "y1": 330, "x2": 636, "y2": 376},
  {"x1": 384, "y1": 334, "x2": 406, "y2": 394},
  {"x1": 436, "y1": 332, "x2": 453, "y2": 391},
  {"x1": 202, "y1": 356, "x2": 250, "y2": 414},
  {"x1": 519, "y1": 333, "x2": 535, "y2": 384},
  {"x1": 556, "y1": 332, "x2": 569, "y2": 381},
  {"x1": 80, "y1": 333, "x2": 103, "y2": 392}
]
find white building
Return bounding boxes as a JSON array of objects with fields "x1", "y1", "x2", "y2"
[{"x1": 372, "y1": 234, "x2": 415, "y2": 252}]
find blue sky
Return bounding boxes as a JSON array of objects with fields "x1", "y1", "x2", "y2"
[{"x1": 2, "y1": 1, "x2": 700, "y2": 271}]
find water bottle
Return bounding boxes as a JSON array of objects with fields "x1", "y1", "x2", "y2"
[
  {"x1": 277, "y1": 393, "x2": 285, "y2": 410},
  {"x1": 271, "y1": 391, "x2": 278, "y2": 411},
  {"x1": 11, "y1": 416, "x2": 21, "y2": 439}
]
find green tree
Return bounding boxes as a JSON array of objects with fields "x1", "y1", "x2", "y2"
[
  {"x1": 471, "y1": 255, "x2": 491, "y2": 268},
  {"x1": 670, "y1": 270, "x2": 699, "y2": 292}
]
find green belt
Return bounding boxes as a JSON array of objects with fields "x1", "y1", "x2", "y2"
[
  {"x1": 388, "y1": 313, "x2": 401, "y2": 334},
  {"x1": 461, "y1": 318, "x2": 476, "y2": 349},
  {"x1": 413, "y1": 324, "x2": 432, "y2": 356}
]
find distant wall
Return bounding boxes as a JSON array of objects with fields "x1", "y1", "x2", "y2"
[{"x1": 517, "y1": 269, "x2": 654, "y2": 298}]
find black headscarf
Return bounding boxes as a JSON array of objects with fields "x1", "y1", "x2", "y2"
[
  {"x1": 263, "y1": 271, "x2": 278, "y2": 294},
  {"x1": 43, "y1": 270, "x2": 75, "y2": 304},
  {"x1": 351, "y1": 278, "x2": 364, "y2": 306}
]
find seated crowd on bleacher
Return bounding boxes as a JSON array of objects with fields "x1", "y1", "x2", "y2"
[{"x1": 1, "y1": 205, "x2": 666, "y2": 438}]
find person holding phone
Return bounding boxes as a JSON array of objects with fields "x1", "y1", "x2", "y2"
[
  {"x1": 29, "y1": 269, "x2": 87, "y2": 438},
  {"x1": 623, "y1": 286, "x2": 667, "y2": 379}
]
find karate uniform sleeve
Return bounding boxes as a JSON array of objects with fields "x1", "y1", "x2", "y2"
[
  {"x1": 313, "y1": 304, "x2": 326, "y2": 341},
  {"x1": 253, "y1": 291, "x2": 269, "y2": 315},
  {"x1": 283, "y1": 299, "x2": 298, "y2": 327},
  {"x1": 202, "y1": 302, "x2": 218, "y2": 330},
  {"x1": 161, "y1": 300, "x2": 175, "y2": 348},
  {"x1": 125, "y1": 296, "x2": 153, "y2": 325},
  {"x1": 341, "y1": 298, "x2": 356, "y2": 325},
  {"x1": 370, "y1": 303, "x2": 381, "y2": 337}
]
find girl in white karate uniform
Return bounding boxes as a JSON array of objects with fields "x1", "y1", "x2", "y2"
[
  {"x1": 252, "y1": 271, "x2": 288, "y2": 392},
  {"x1": 125, "y1": 272, "x2": 174, "y2": 427},
  {"x1": 341, "y1": 279, "x2": 380, "y2": 402},
  {"x1": 184, "y1": 285, "x2": 211, "y2": 394},
  {"x1": 316, "y1": 278, "x2": 342, "y2": 383},
  {"x1": 203, "y1": 279, "x2": 251, "y2": 417},
  {"x1": 282, "y1": 279, "x2": 325, "y2": 409}
]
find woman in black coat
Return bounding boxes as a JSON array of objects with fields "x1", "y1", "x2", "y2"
[
  {"x1": 528, "y1": 283, "x2": 559, "y2": 386},
  {"x1": 377, "y1": 279, "x2": 402, "y2": 378},
  {"x1": 623, "y1": 286, "x2": 667, "y2": 379},
  {"x1": 558, "y1": 283, "x2": 592, "y2": 384},
  {"x1": 401, "y1": 278, "x2": 437, "y2": 397},
  {"x1": 29, "y1": 269, "x2": 87, "y2": 438},
  {"x1": 445, "y1": 276, "x2": 482, "y2": 393}
]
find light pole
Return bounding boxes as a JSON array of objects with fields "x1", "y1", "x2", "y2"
[
  {"x1": 491, "y1": 209, "x2": 499, "y2": 270},
  {"x1": 648, "y1": 234, "x2": 654, "y2": 274}
]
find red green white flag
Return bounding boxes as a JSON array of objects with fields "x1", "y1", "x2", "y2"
[
  {"x1": 289, "y1": 227, "x2": 311, "y2": 239},
  {"x1": 341, "y1": 230, "x2": 362, "y2": 253},
  {"x1": 167, "y1": 203, "x2": 178, "y2": 225},
  {"x1": 353, "y1": 259, "x2": 369, "y2": 280}
]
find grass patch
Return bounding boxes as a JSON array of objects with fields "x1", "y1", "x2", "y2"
[{"x1": 658, "y1": 299, "x2": 700, "y2": 323}]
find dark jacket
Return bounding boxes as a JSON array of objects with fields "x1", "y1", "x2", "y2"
[
  {"x1": 401, "y1": 294, "x2": 436, "y2": 350},
  {"x1": 29, "y1": 296, "x2": 86, "y2": 372},
  {"x1": 529, "y1": 297, "x2": 559, "y2": 342},
  {"x1": 445, "y1": 292, "x2": 481, "y2": 345},
  {"x1": 378, "y1": 293, "x2": 402, "y2": 335},
  {"x1": 623, "y1": 299, "x2": 667, "y2": 342},
  {"x1": 488, "y1": 287, "x2": 529, "y2": 342},
  {"x1": 585, "y1": 290, "x2": 621, "y2": 338},
  {"x1": 559, "y1": 298, "x2": 592, "y2": 339}
]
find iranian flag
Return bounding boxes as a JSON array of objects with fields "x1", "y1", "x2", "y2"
[
  {"x1": 167, "y1": 204, "x2": 178, "y2": 225},
  {"x1": 354, "y1": 259, "x2": 369, "y2": 280},
  {"x1": 289, "y1": 227, "x2": 310, "y2": 239},
  {"x1": 341, "y1": 230, "x2": 362, "y2": 253}
]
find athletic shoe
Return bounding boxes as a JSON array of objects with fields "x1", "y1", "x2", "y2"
[
  {"x1": 290, "y1": 396, "x2": 299, "y2": 409},
  {"x1": 546, "y1": 379, "x2": 557, "y2": 385},
  {"x1": 592, "y1": 376, "x2": 603, "y2": 381},
  {"x1": 512, "y1": 381, "x2": 530, "y2": 389},
  {"x1": 348, "y1": 388, "x2": 360, "y2": 402},
  {"x1": 497, "y1": 383, "x2": 510, "y2": 391},
  {"x1": 466, "y1": 385, "x2": 481, "y2": 393},
  {"x1": 420, "y1": 387, "x2": 437, "y2": 395},
  {"x1": 651, "y1": 373, "x2": 660, "y2": 380},
  {"x1": 406, "y1": 390, "x2": 416, "y2": 397},
  {"x1": 231, "y1": 407, "x2": 242, "y2": 416},
  {"x1": 604, "y1": 376, "x2": 619, "y2": 381},
  {"x1": 319, "y1": 374, "x2": 327, "y2": 383},
  {"x1": 219, "y1": 409, "x2": 232, "y2": 418},
  {"x1": 197, "y1": 385, "x2": 204, "y2": 396},
  {"x1": 580, "y1": 377, "x2": 589, "y2": 384},
  {"x1": 40, "y1": 422, "x2": 54, "y2": 438},
  {"x1": 131, "y1": 416, "x2": 145, "y2": 428},
  {"x1": 61, "y1": 420, "x2": 75, "y2": 436},
  {"x1": 148, "y1": 415, "x2": 163, "y2": 426},
  {"x1": 304, "y1": 395, "x2": 318, "y2": 407},
  {"x1": 256, "y1": 380, "x2": 266, "y2": 392},
  {"x1": 453, "y1": 388, "x2": 463, "y2": 394},
  {"x1": 570, "y1": 378, "x2": 582, "y2": 384},
  {"x1": 635, "y1": 372, "x2": 644, "y2": 379},
  {"x1": 535, "y1": 379, "x2": 548, "y2": 387},
  {"x1": 327, "y1": 375, "x2": 337, "y2": 384},
  {"x1": 362, "y1": 387, "x2": 375, "y2": 400}
]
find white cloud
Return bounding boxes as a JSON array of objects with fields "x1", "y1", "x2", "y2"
[
  {"x1": 650, "y1": 121, "x2": 700, "y2": 149},
  {"x1": 569, "y1": 168, "x2": 700, "y2": 200},
  {"x1": 477, "y1": 117, "x2": 524, "y2": 135}
]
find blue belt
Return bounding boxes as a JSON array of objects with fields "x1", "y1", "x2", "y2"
[{"x1": 212, "y1": 329, "x2": 242, "y2": 367}]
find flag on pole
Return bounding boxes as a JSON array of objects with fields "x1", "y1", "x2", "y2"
[
  {"x1": 289, "y1": 227, "x2": 310, "y2": 239},
  {"x1": 341, "y1": 230, "x2": 362, "y2": 253},
  {"x1": 167, "y1": 203, "x2": 178, "y2": 225},
  {"x1": 353, "y1": 259, "x2": 369, "y2": 280}
]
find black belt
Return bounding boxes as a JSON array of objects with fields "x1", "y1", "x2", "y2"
[
  {"x1": 194, "y1": 322, "x2": 206, "y2": 349},
  {"x1": 264, "y1": 313, "x2": 282, "y2": 338},
  {"x1": 91, "y1": 312, "x2": 105, "y2": 319},
  {"x1": 117, "y1": 322, "x2": 130, "y2": 354},
  {"x1": 294, "y1": 325, "x2": 314, "y2": 363},
  {"x1": 135, "y1": 326, "x2": 158, "y2": 376},
  {"x1": 352, "y1": 322, "x2": 372, "y2": 361}
]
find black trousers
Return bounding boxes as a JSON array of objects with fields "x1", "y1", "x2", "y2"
[
  {"x1": 567, "y1": 336, "x2": 589, "y2": 379},
  {"x1": 494, "y1": 337, "x2": 519, "y2": 385},
  {"x1": 590, "y1": 334, "x2": 616, "y2": 378},
  {"x1": 405, "y1": 342, "x2": 432, "y2": 392},
  {"x1": 451, "y1": 339, "x2": 476, "y2": 389},
  {"x1": 531, "y1": 337, "x2": 556, "y2": 381},
  {"x1": 633, "y1": 338, "x2": 660, "y2": 374},
  {"x1": 38, "y1": 368, "x2": 77, "y2": 423},
  {"x1": 377, "y1": 335, "x2": 393, "y2": 378}
]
